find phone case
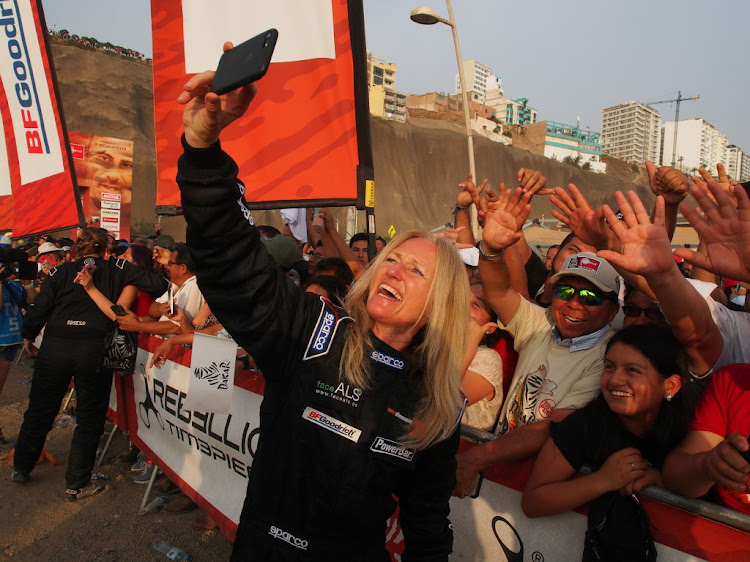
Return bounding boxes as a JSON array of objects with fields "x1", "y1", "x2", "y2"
[{"x1": 210, "y1": 28, "x2": 278, "y2": 95}]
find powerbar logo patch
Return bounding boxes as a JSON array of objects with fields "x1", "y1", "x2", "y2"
[
  {"x1": 302, "y1": 407, "x2": 361, "y2": 442},
  {"x1": 369, "y1": 349, "x2": 404, "y2": 370},
  {"x1": 370, "y1": 436, "x2": 415, "y2": 461},
  {"x1": 268, "y1": 525, "x2": 308, "y2": 551}
]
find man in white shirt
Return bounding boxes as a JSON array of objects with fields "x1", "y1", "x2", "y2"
[{"x1": 117, "y1": 242, "x2": 205, "y2": 335}]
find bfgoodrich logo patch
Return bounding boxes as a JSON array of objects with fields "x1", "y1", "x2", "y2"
[
  {"x1": 302, "y1": 407, "x2": 361, "y2": 442},
  {"x1": 370, "y1": 436, "x2": 415, "y2": 461}
]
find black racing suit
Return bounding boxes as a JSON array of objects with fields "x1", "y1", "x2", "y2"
[
  {"x1": 177, "y1": 137, "x2": 459, "y2": 561},
  {"x1": 15, "y1": 257, "x2": 168, "y2": 489}
]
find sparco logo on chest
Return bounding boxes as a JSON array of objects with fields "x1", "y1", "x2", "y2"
[{"x1": 369, "y1": 349, "x2": 404, "y2": 370}]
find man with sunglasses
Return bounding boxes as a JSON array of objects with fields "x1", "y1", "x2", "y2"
[{"x1": 455, "y1": 189, "x2": 620, "y2": 498}]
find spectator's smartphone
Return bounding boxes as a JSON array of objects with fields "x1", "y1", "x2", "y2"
[
  {"x1": 110, "y1": 304, "x2": 127, "y2": 317},
  {"x1": 740, "y1": 435, "x2": 750, "y2": 463},
  {"x1": 83, "y1": 263, "x2": 97, "y2": 274},
  {"x1": 167, "y1": 286, "x2": 174, "y2": 315},
  {"x1": 210, "y1": 29, "x2": 278, "y2": 95},
  {"x1": 469, "y1": 472, "x2": 484, "y2": 499}
]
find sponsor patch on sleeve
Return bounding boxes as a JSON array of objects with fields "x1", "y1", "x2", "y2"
[
  {"x1": 303, "y1": 301, "x2": 350, "y2": 360},
  {"x1": 302, "y1": 407, "x2": 361, "y2": 442}
]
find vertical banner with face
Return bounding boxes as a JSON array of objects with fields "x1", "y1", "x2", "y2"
[
  {"x1": 151, "y1": 0, "x2": 372, "y2": 210},
  {"x1": 68, "y1": 132, "x2": 133, "y2": 240},
  {"x1": 0, "y1": 0, "x2": 83, "y2": 236}
]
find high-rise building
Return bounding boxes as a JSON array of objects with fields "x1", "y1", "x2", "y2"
[
  {"x1": 455, "y1": 60, "x2": 500, "y2": 103},
  {"x1": 366, "y1": 53, "x2": 406, "y2": 122},
  {"x1": 601, "y1": 101, "x2": 661, "y2": 163},
  {"x1": 726, "y1": 145, "x2": 749, "y2": 181},
  {"x1": 661, "y1": 118, "x2": 728, "y2": 173}
]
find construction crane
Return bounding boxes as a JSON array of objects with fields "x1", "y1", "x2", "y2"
[{"x1": 643, "y1": 91, "x2": 700, "y2": 168}]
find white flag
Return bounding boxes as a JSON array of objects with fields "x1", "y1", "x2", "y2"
[{"x1": 183, "y1": 333, "x2": 237, "y2": 413}]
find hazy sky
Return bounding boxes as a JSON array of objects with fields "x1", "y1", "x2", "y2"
[{"x1": 41, "y1": 0, "x2": 750, "y2": 151}]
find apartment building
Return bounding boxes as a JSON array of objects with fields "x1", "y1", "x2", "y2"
[
  {"x1": 367, "y1": 53, "x2": 406, "y2": 122},
  {"x1": 661, "y1": 118, "x2": 728, "y2": 172},
  {"x1": 726, "y1": 145, "x2": 749, "y2": 181},
  {"x1": 455, "y1": 59, "x2": 501, "y2": 103},
  {"x1": 601, "y1": 101, "x2": 661, "y2": 163}
]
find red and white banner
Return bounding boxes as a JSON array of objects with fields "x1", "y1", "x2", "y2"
[
  {"x1": 0, "y1": 0, "x2": 83, "y2": 236},
  {"x1": 150, "y1": 0, "x2": 372, "y2": 211},
  {"x1": 126, "y1": 335, "x2": 264, "y2": 538},
  {"x1": 118, "y1": 335, "x2": 750, "y2": 557}
]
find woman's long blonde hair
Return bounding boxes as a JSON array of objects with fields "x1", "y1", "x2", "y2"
[{"x1": 340, "y1": 230, "x2": 470, "y2": 449}]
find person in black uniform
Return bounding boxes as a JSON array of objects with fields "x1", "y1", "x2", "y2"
[
  {"x1": 12, "y1": 227, "x2": 168, "y2": 500},
  {"x1": 176, "y1": 53, "x2": 471, "y2": 561}
]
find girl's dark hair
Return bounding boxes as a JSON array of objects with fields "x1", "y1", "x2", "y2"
[
  {"x1": 75, "y1": 227, "x2": 108, "y2": 258},
  {"x1": 305, "y1": 275, "x2": 348, "y2": 308},
  {"x1": 603, "y1": 324, "x2": 697, "y2": 465},
  {"x1": 129, "y1": 244, "x2": 153, "y2": 271},
  {"x1": 470, "y1": 281, "x2": 501, "y2": 348}
]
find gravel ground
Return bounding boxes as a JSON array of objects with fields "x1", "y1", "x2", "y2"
[{"x1": 0, "y1": 355, "x2": 233, "y2": 561}]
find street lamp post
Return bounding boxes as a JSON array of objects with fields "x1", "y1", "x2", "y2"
[
  {"x1": 411, "y1": 3, "x2": 476, "y2": 180},
  {"x1": 411, "y1": 3, "x2": 479, "y2": 234}
]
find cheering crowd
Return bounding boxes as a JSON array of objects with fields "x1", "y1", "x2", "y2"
[{"x1": 2, "y1": 67, "x2": 750, "y2": 560}]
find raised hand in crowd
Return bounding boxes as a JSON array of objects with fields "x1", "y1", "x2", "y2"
[
  {"x1": 675, "y1": 181, "x2": 750, "y2": 283},
  {"x1": 646, "y1": 161, "x2": 690, "y2": 206},
  {"x1": 692, "y1": 162, "x2": 738, "y2": 204},
  {"x1": 433, "y1": 226, "x2": 474, "y2": 249},
  {"x1": 177, "y1": 41, "x2": 257, "y2": 148},
  {"x1": 517, "y1": 167, "x2": 552, "y2": 196},
  {"x1": 598, "y1": 190, "x2": 722, "y2": 376},
  {"x1": 481, "y1": 187, "x2": 532, "y2": 253},
  {"x1": 551, "y1": 183, "x2": 614, "y2": 251},
  {"x1": 646, "y1": 161, "x2": 689, "y2": 240},
  {"x1": 596, "y1": 191, "x2": 673, "y2": 277},
  {"x1": 456, "y1": 173, "x2": 487, "y2": 210}
]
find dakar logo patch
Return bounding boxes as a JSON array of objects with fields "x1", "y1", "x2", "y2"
[{"x1": 193, "y1": 361, "x2": 231, "y2": 390}]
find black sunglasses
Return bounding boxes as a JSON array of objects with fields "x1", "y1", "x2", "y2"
[
  {"x1": 554, "y1": 284, "x2": 615, "y2": 307},
  {"x1": 622, "y1": 305, "x2": 663, "y2": 320}
]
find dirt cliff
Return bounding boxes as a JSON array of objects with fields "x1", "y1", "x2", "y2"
[{"x1": 51, "y1": 42, "x2": 654, "y2": 240}]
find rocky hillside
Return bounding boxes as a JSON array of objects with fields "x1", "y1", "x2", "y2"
[{"x1": 51, "y1": 42, "x2": 655, "y2": 240}]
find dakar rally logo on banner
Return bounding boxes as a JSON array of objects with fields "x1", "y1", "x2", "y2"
[{"x1": 0, "y1": 0, "x2": 83, "y2": 237}]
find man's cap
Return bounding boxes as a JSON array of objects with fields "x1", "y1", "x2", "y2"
[
  {"x1": 154, "y1": 234, "x2": 175, "y2": 250},
  {"x1": 549, "y1": 252, "x2": 620, "y2": 295},
  {"x1": 262, "y1": 235, "x2": 302, "y2": 269},
  {"x1": 37, "y1": 242, "x2": 61, "y2": 255}
]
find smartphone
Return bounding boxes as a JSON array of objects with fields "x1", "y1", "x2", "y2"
[
  {"x1": 83, "y1": 263, "x2": 97, "y2": 274},
  {"x1": 210, "y1": 29, "x2": 278, "y2": 95},
  {"x1": 110, "y1": 304, "x2": 127, "y2": 317},
  {"x1": 740, "y1": 435, "x2": 750, "y2": 464},
  {"x1": 17, "y1": 261, "x2": 37, "y2": 281},
  {"x1": 469, "y1": 472, "x2": 484, "y2": 499},
  {"x1": 167, "y1": 286, "x2": 174, "y2": 315}
]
